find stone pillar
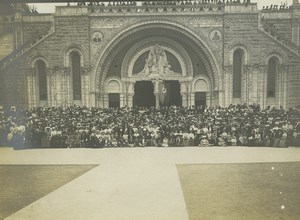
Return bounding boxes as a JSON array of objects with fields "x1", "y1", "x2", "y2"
[
  {"x1": 187, "y1": 82, "x2": 193, "y2": 107},
  {"x1": 242, "y1": 65, "x2": 251, "y2": 104},
  {"x1": 120, "y1": 94, "x2": 124, "y2": 107},
  {"x1": 25, "y1": 68, "x2": 34, "y2": 109},
  {"x1": 152, "y1": 80, "x2": 160, "y2": 108},
  {"x1": 81, "y1": 66, "x2": 91, "y2": 107},
  {"x1": 224, "y1": 66, "x2": 233, "y2": 106},
  {"x1": 98, "y1": 94, "x2": 104, "y2": 108},
  {"x1": 46, "y1": 67, "x2": 53, "y2": 107},
  {"x1": 180, "y1": 82, "x2": 188, "y2": 107},
  {"x1": 127, "y1": 82, "x2": 135, "y2": 108},
  {"x1": 190, "y1": 93, "x2": 195, "y2": 107},
  {"x1": 121, "y1": 82, "x2": 127, "y2": 108},
  {"x1": 89, "y1": 92, "x2": 96, "y2": 107},
  {"x1": 262, "y1": 65, "x2": 268, "y2": 109},
  {"x1": 206, "y1": 92, "x2": 211, "y2": 107},
  {"x1": 253, "y1": 65, "x2": 266, "y2": 108},
  {"x1": 127, "y1": 95, "x2": 134, "y2": 108},
  {"x1": 103, "y1": 94, "x2": 109, "y2": 108},
  {"x1": 61, "y1": 67, "x2": 70, "y2": 108},
  {"x1": 53, "y1": 66, "x2": 61, "y2": 107},
  {"x1": 32, "y1": 68, "x2": 37, "y2": 108},
  {"x1": 282, "y1": 65, "x2": 289, "y2": 109}
]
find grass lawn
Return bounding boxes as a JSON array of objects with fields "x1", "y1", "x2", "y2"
[
  {"x1": 0, "y1": 165, "x2": 97, "y2": 220},
  {"x1": 177, "y1": 162, "x2": 300, "y2": 220}
]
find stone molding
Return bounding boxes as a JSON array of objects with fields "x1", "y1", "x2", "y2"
[{"x1": 93, "y1": 20, "x2": 220, "y2": 94}]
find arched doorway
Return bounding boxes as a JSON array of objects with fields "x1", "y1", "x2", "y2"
[
  {"x1": 161, "y1": 80, "x2": 182, "y2": 107},
  {"x1": 107, "y1": 80, "x2": 121, "y2": 108},
  {"x1": 95, "y1": 22, "x2": 219, "y2": 108},
  {"x1": 133, "y1": 81, "x2": 155, "y2": 107},
  {"x1": 194, "y1": 78, "x2": 209, "y2": 107}
]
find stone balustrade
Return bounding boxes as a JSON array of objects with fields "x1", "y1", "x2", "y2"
[
  {"x1": 0, "y1": 25, "x2": 55, "y2": 69},
  {"x1": 88, "y1": 4, "x2": 224, "y2": 14},
  {"x1": 52, "y1": 1, "x2": 258, "y2": 15},
  {"x1": 259, "y1": 21, "x2": 300, "y2": 55}
]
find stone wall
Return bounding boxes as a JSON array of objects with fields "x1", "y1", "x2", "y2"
[
  {"x1": 0, "y1": 58, "x2": 26, "y2": 109},
  {"x1": 0, "y1": 17, "x2": 14, "y2": 60},
  {"x1": 1, "y1": 3, "x2": 300, "y2": 109}
]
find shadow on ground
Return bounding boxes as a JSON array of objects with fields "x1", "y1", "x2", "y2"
[
  {"x1": 177, "y1": 162, "x2": 300, "y2": 220},
  {"x1": 0, "y1": 165, "x2": 97, "y2": 220}
]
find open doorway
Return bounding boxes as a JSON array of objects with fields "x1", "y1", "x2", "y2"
[
  {"x1": 195, "y1": 92, "x2": 206, "y2": 107},
  {"x1": 161, "y1": 80, "x2": 182, "y2": 107},
  {"x1": 133, "y1": 81, "x2": 155, "y2": 107}
]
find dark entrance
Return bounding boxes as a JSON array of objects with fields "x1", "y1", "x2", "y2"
[
  {"x1": 109, "y1": 93, "x2": 120, "y2": 108},
  {"x1": 195, "y1": 92, "x2": 206, "y2": 107},
  {"x1": 161, "y1": 80, "x2": 182, "y2": 107},
  {"x1": 133, "y1": 81, "x2": 155, "y2": 107}
]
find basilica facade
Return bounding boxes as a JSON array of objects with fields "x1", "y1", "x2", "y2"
[{"x1": 1, "y1": 1, "x2": 300, "y2": 109}]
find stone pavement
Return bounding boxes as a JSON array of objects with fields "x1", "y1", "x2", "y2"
[{"x1": 1, "y1": 146, "x2": 300, "y2": 220}]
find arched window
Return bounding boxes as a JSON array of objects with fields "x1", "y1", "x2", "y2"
[
  {"x1": 267, "y1": 57, "x2": 279, "y2": 98},
  {"x1": 36, "y1": 60, "x2": 47, "y2": 101},
  {"x1": 233, "y1": 49, "x2": 244, "y2": 98},
  {"x1": 70, "y1": 51, "x2": 81, "y2": 100}
]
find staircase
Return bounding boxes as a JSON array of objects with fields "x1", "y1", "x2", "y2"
[
  {"x1": 0, "y1": 25, "x2": 55, "y2": 70},
  {"x1": 258, "y1": 21, "x2": 300, "y2": 57}
]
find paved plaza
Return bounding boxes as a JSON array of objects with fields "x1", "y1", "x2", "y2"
[{"x1": 1, "y1": 146, "x2": 300, "y2": 220}]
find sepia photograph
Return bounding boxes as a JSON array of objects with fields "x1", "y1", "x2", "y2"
[{"x1": 0, "y1": 0, "x2": 300, "y2": 219}]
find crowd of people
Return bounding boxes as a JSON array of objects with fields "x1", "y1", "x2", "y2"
[{"x1": 0, "y1": 104, "x2": 300, "y2": 149}]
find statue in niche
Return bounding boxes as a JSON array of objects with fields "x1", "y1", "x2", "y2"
[{"x1": 141, "y1": 44, "x2": 173, "y2": 76}]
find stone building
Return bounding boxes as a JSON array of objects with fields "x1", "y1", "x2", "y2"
[{"x1": 0, "y1": 0, "x2": 300, "y2": 109}]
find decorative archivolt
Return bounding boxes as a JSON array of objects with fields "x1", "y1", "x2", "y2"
[
  {"x1": 264, "y1": 49, "x2": 287, "y2": 64},
  {"x1": 27, "y1": 50, "x2": 50, "y2": 67},
  {"x1": 62, "y1": 43, "x2": 85, "y2": 67},
  {"x1": 90, "y1": 18, "x2": 137, "y2": 28},
  {"x1": 93, "y1": 21, "x2": 220, "y2": 94},
  {"x1": 228, "y1": 44, "x2": 250, "y2": 65},
  {"x1": 124, "y1": 37, "x2": 191, "y2": 77},
  {"x1": 104, "y1": 77, "x2": 122, "y2": 93},
  {"x1": 225, "y1": 40, "x2": 251, "y2": 51},
  {"x1": 192, "y1": 75, "x2": 211, "y2": 92}
]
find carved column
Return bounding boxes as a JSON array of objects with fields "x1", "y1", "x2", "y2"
[
  {"x1": 81, "y1": 66, "x2": 91, "y2": 107},
  {"x1": 180, "y1": 82, "x2": 188, "y2": 107},
  {"x1": 46, "y1": 67, "x2": 54, "y2": 107},
  {"x1": 61, "y1": 67, "x2": 70, "y2": 108},
  {"x1": 250, "y1": 65, "x2": 259, "y2": 105},
  {"x1": 242, "y1": 65, "x2": 251, "y2": 104},
  {"x1": 187, "y1": 82, "x2": 193, "y2": 107},
  {"x1": 121, "y1": 82, "x2": 127, "y2": 107},
  {"x1": 127, "y1": 82, "x2": 135, "y2": 108},
  {"x1": 103, "y1": 94, "x2": 109, "y2": 108},
  {"x1": 282, "y1": 65, "x2": 289, "y2": 109},
  {"x1": 25, "y1": 68, "x2": 34, "y2": 108},
  {"x1": 224, "y1": 66, "x2": 233, "y2": 106},
  {"x1": 191, "y1": 92, "x2": 195, "y2": 107},
  {"x1": 261, "y1": 65, "x2": 268, "y2": 109},
  {"x1": 32, "y1": 67, "x2": 37, "y2": 108},
  {"x1": 98, "y1": 93, "x2": 104, "y2": 108},
  {"x1": 253, "y1": 65, "x2": 265, "y2": 108},
  {"x1": 52, "y1": 66, "x2": 61, "y2": 107},
  {"x1": 152, "y1": 80, "x2": 160, "y2": 108}
]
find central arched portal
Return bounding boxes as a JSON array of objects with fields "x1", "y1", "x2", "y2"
[
  {"x1": 133, "y1": 80, "x2": 182, "y2": 108},
  {"x1": 96, "y1": 22, "x2": 219, "y2": 108},
  {"x1": 161, "y1": 81, "x2": 182, "y2": 107},
  {"x1": 133, "y1": 81, "x2": 155, "y2": 107}
]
